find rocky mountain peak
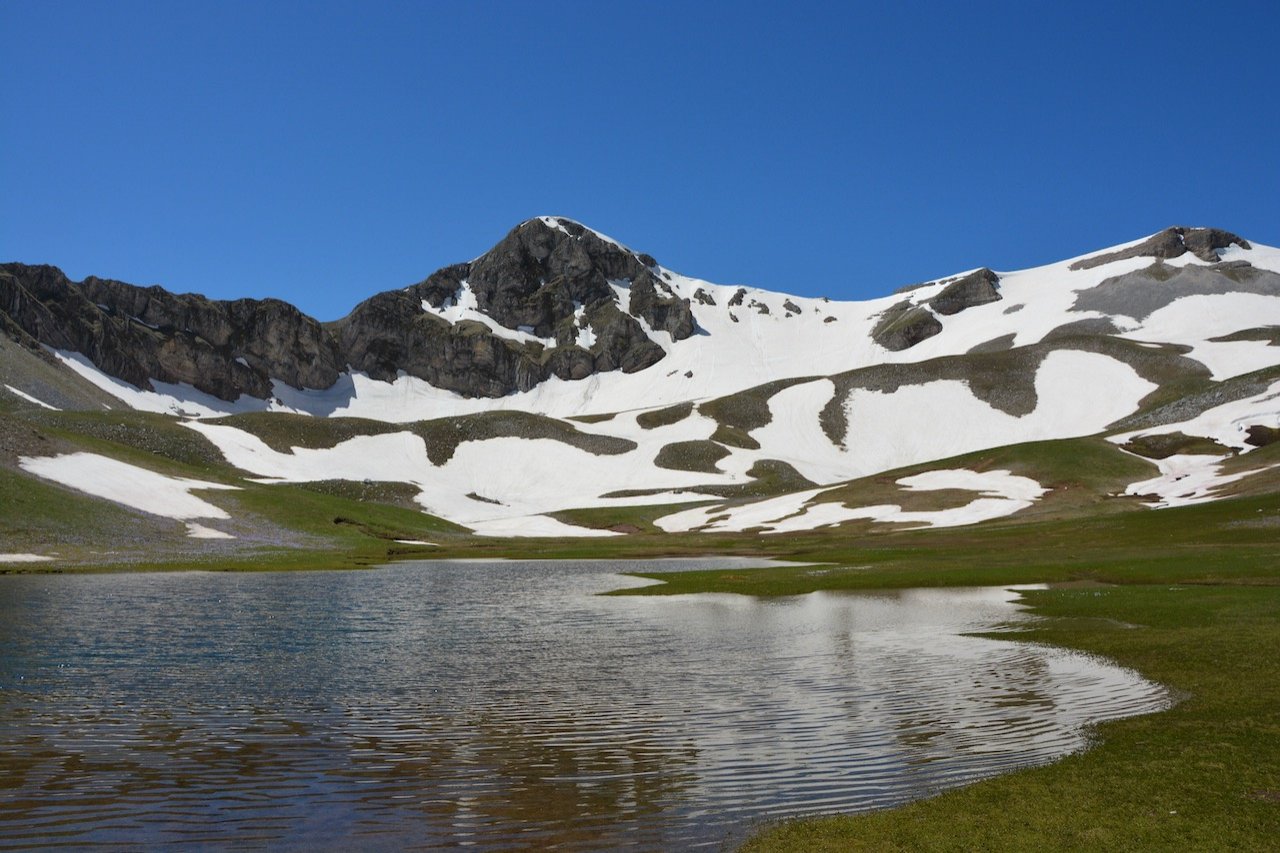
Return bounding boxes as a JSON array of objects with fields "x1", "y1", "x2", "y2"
[
  {"x1": 331, "y1": 218, "x2": 697, "y2": 397},
  {"x1": 1069, "y1": 226, "x2": 1250, "y2": 271}
]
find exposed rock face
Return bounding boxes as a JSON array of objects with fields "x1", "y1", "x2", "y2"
[
  {"x1": 871, "y1": 301, "x2": 943, "y2": 351},
  {"x1": 928, "y1": 268, "x2": 1001, "y2": 315},
  {"x1": 0, "y1": 263, "x2": 341, "y2": 401},
  {"x1": 1069, "y1": 226, "x2": 1250, "y2": 271},
  {"x1": 0, "y1": 218, "x2": 699, "y2": 402},
  {"x1": 332, "y1": 217, "x2": 694, "y2": 397},
  {"x1": 868, "y1": 268, "x2": 999, "y2": 351}
]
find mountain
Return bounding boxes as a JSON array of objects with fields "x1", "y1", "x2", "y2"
[{"x1": 2, "y1": 219, "x2": 1279, "y2": 562}]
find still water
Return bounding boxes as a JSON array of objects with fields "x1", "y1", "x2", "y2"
[{"x1": 0, "y1": 559, "x2": 1166, "y2": 850}]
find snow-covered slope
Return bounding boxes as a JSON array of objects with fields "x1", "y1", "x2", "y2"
[{"x1": 8, "y1": 221, "x2": 1280, "y2": 537}]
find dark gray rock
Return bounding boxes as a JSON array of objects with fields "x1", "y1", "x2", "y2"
[
  {"x1": 322, "y1": 217, "x2": 695, "y2": 397},
  {"x1": 870, "y1": 301, "x2": 943, "y2": 351},
  {"x1": 628, "y1": 269, "x2": 695, "y2": 339},
  {"x1": 0, "y1": 263, "x2": 341, "y2": 402},
  {"x1": 583, "y1": 301, "x2": 666, "y2": 373},
  {"x1": 1069, "y1": 227, "x2": 1251, "y2": 271},
  {"x1": 928, "y1": 268, "x2": 1001, "y2": 315}
]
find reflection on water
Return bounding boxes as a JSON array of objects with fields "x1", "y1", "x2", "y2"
[{"x1": 0, "y1": 559, "x2": 1166, "y2": 850}]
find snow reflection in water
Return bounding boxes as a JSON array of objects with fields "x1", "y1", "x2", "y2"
[{"x1": 0, "y1": 559, "x2": 1167, "y2": 849}]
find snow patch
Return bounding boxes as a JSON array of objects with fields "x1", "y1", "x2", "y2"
[
  {"x1": 1111, "y1": 379, "x2": 1280, "y2": 453},
  {"x1": 1120, "y1": 293, "x2": 1280, "y2": 380},
  {"x1": 52, "y1": 350, "x2": 283, "y2": 418},
  {"x1": 467, "y1": 515, "x2": 621, "y2": 538},
  {"x1": 1122, "y1": 454, "x2": 1272, "y2": 508},
  {"x1": 186, "y1": 523, "x2": 235, "y2": 539},
  {"x1": 838, "y1": 351, "x2": 1156, "y2": 480},
  {"x1": 4, "y1": 385, "x2": 59, "y2": 410},
  {"x1": 421, "y1": 280, "x2": 557, "y2": 346},
  {"x1": 0, "y1": 553, "x2": 55, "y2": 563},
  {"x1": 656, "y1": 468, "x2": 1047, "y2": 534},
  {"x1": 18, "y1": 453, "x2": 240, "y2": 520}
]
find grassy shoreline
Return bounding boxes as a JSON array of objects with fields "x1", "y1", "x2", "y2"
[{"x1": 605, "y1": 513, "x2": 1280, "y2": 850}]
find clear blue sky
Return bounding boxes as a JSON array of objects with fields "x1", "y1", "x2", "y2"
[{"x1": 3, "y1": 1, "x2": 1276, "y2": 321}]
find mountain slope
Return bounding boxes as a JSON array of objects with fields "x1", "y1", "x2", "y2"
[{"x1": 3, "y1": 220, "x2": 1279, "y2": 555}]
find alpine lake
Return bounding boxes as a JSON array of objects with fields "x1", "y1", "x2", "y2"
[{"x1": 0, "y1": 558, "x2": 1168, "y2": 850}]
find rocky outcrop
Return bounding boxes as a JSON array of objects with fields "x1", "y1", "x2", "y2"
[
  {"x1": 1069, "y1": 227, "x2": 1250, "y2": 271},
  {"x1": 1, "y1": 218, "x2": 700, "y2": 402},
  {"x1": 628, "y1": 269, "x2": 696, "y2": 339},
  {"x1": 928, "y1": 268, "x2": 1001, "y2": 315},
  {"x1": 868, "y1": 268, "x2": 999, "y2": 351},
  {"x1": 331, "y1": 217, "x2": 692, "y2": 397},
  {"x1": 870, "y1": 301, "x2": 943, "y2": 351},
  {"x1": 0, "y1": 263, "x2": 341, "y2": 401}
]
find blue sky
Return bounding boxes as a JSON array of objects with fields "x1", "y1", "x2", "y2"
[{"x1": 3, "y1": 1, "x2": 1276, "y2": 320}]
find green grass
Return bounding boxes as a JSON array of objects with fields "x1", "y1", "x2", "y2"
[
  {"x1": 550, "y1": 500, "x2": 719, "y2": 535},
  {"x1": 216, "y1": 411, "x2": 402, "y2": 453}
]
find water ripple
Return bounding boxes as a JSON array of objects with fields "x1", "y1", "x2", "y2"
[{"x1": 0, "y1": 560, "x2": 1167, "y2": 850}]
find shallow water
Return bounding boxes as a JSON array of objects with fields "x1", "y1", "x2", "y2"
[{"x1": 0, "y1": 559, "x2": 1166, "y2": 850}]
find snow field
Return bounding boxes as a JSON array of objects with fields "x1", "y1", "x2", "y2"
[
  {"x1": 181, "y1": 416, "x2": 738, "y2": 535},
  {"x1": 1111, "y1": 380, "x2": 1280, "y2": 452},
  {"x1": 45, "y1": 235, "x2": 1280, "y2": 430},
  {"x1": 839, "y1": 351, "x2": 1157, "y2": 480},
  {"x1": 17, "y1": 452, "x2": 240, "y2": 538},
  {"x1": 1121, "y1": 455, "x2": 1271, "y2": 508},
  {"x1": 655, "y1": 468, "x2": 1047, "y2": 533},
  {"x1": 1110, "y1": 378, "x2": 1280, "y2": 506},
  {"x1": 180, "y1": 352, "x2": 1153, "y2": 535},
  {"x1": 1118, "y1": 293, "x2": 1280, "y2": 380}
]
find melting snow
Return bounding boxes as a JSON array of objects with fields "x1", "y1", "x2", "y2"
[
  {"x1": 1112, "y1": 380, "x2": 1280, "y2": 453},
  {"x1": 186, "y1": 523, "x2": 235, "y2": 539},
  {"x1": 0, "y1": 553, "x2": 55, "y2": 563},
  {"x1": 839, "y1": 351, "x2": 1157, "y2": 480},
  {"x1": 52, "y1": 350, "x2": 283, "y2": 418},
  {"x1": 4, "y1": 385, "x2": 59, "y2": 410},
  {"x1": 1122, "y1": 455, "x2": 1269, "y2": 508},
  {"x1": 1111, "y1": 378, "x2": 1280, "y2": 506},
  {"x1": 18, "y1": 453, "x2": 240, "y2": 520},
  {"x1": 656, "y1": 468, "x2": 1047, "y2": 533},
  {"x1": 467, "y1": 515, "x2": 621, "y2": 538}
]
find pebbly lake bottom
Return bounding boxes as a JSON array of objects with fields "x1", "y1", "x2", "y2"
[{"x1": 0, "y1": 558, "x2": 1168, "y2": 850}]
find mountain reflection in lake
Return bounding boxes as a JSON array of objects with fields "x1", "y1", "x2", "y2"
[{"x1": 0, "y1": 559, "x2": 1166, "y2": 850}]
